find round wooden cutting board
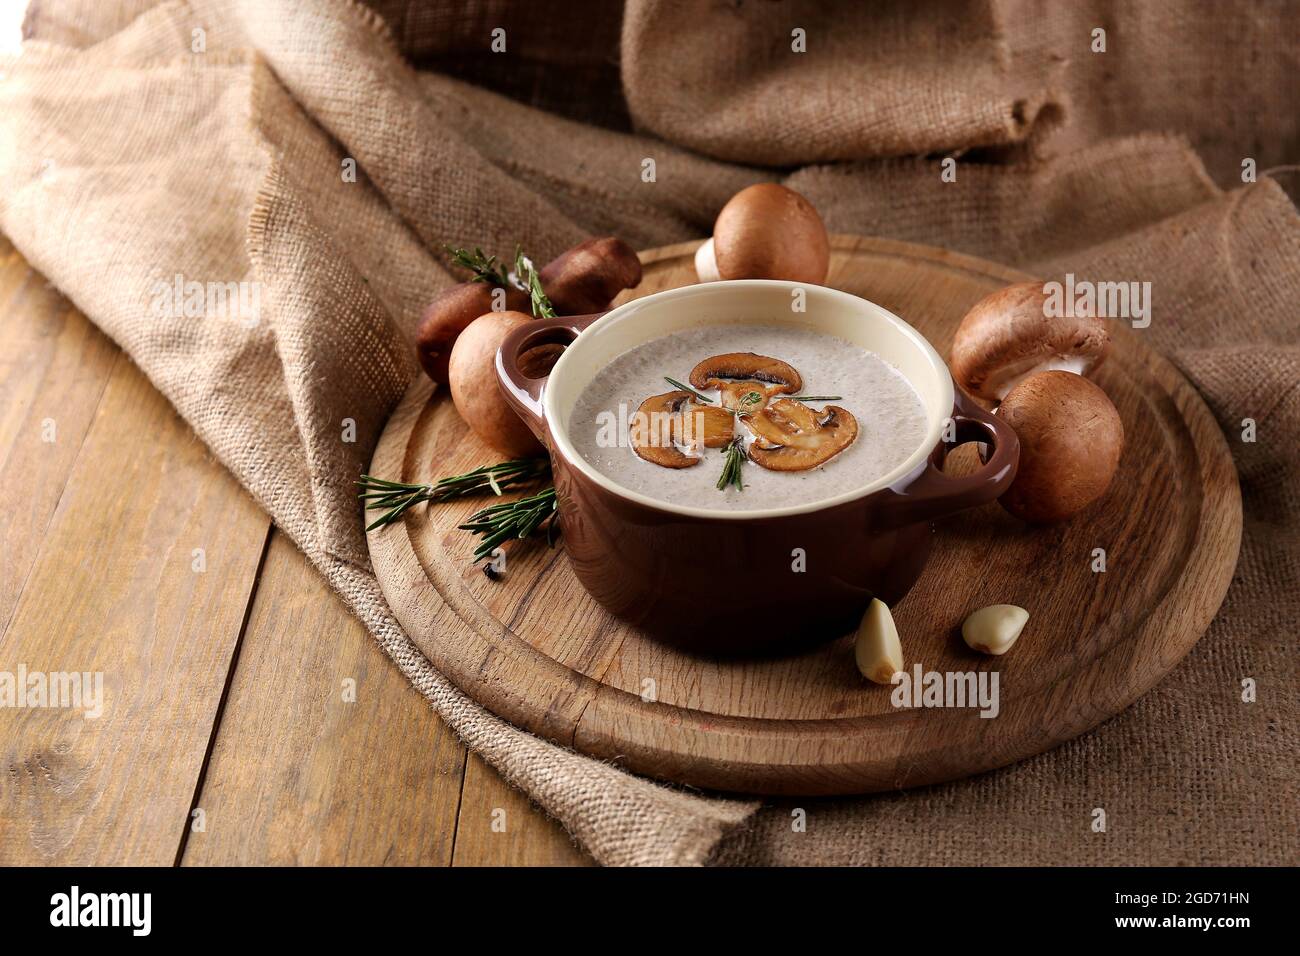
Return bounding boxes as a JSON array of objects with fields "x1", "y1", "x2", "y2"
[{"x1": 368, "y1": 236, "x2": 1241, "y2": 796}]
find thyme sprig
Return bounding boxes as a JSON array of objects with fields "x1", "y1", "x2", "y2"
[
  {"x1": 789, "y1": 395, "x2": 842, "y2": 402},
  {"x1": 357, "y1": 458, "x2": 550, "y2": 532},
  {"x1": 514, "y1": 247, "x2": 557, "y2": 319},
  {"x1": 445, "y1": 245, "x2": 511, "y2": 286},
  {"x1": 458, "y1": 487, "x2": 560, "y2": 560},
  {"x1": 716, "y1": 437, "x2": 746, "y2": 492}
]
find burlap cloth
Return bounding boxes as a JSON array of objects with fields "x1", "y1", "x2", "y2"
[{"x1": 2, "y1": 0, "x2": 1295, "y2": 865}]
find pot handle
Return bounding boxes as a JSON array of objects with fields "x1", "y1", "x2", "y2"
[
  {"x1": 883, "y1": 383, "x2": 1020, "y2": 526},
  {"x1": 495, "y1": 312, "x2": 604, "y2": 443}
]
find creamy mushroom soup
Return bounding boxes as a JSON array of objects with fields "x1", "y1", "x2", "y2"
[{"x1": 568, "y1": 324, "x2": 929, "y2": 511}]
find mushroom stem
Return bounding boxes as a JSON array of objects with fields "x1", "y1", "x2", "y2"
[
  {"x1": 694, "y1": 237, "x2": 720, "y2": 283},
  {"x1": 988, "y1": 353, "x2": 1090, "y2": 401}
]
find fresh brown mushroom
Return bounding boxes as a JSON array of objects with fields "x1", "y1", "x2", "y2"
[
  {"x1": 950, "y1": 282, "x2": 1111, "y2": 401},
  {"x1": 995, "y1": 370, "x2": 1124, "y2": 523},
  {"x1": 415, "y1": 281, "x2": 529, "y2": 385},
  {"x1": 631, "y1": 390, "x2": 701, "y2": 468},
  {"x1": 744, "y1": 399, "x2": 859, "y2": 471},
  {"x1": 416, "y1": 237, "x2": 642, "y2": 386},
  {"x1": 448, "y1": 311, "x2": 544, "y2": 458},
  {"x1": 539, "y1": 237, "x2": 643, "y2": 315},
  {"x1": 695, "y1": 184, "x2": 830, "y2": 285}
]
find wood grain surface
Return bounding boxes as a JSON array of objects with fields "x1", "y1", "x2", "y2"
[
  {"x1": 179, "y1": 531, "x2": 467, "y2": 866},
  {"x1": 369, "y1": 235, "x2": 1243, "y2": 796},
  {"x1": 0, "y1": 236, "x2": 588, "y2": 866}
]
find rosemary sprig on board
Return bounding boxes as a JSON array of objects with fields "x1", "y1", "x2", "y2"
[
  {"x1": 458, "y1": 487, "x2": 560, "y2": 560},
  {"x1": 716, "y1": 437, "x2": 746, "y2": 492},
  {"x1": 357, "y1": 458, "x2": 550, "y2": 532},
  {"x1": 445, "y1": 245, "x2": 511, "y2": 286},
  {"x1": 514, "y1": 247, "x2": 557, "y2": 319}
]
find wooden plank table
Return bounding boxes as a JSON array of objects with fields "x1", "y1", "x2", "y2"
[{"x1": 0, "y1": 235, "x2": 591, "y2": 866}]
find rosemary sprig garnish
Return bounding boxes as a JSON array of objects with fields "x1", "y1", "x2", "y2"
[
  {"x1": 357, "y1": 458, "x2": 550, "y2": 532},
  {"x1": 664, "y1": 376, "x2": 713, "y2": 403},
  {"x1": 458, "y1": 487, "x2": 560, "y2": 560},
  {"x1": 445, "y1": 245, "x2": 511, "y2": 286},
  {"x1": 662, "y1": 378, "x2": 841, "y2": 412},
  {"x1": 716, "y1": 437, "x2": 746, "y2": 492},
  {"x1": 514, "y1": 247, "x2": 557, "y2": 318}
]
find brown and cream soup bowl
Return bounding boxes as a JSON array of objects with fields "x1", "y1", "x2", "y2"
[{"x1": 496, "y1": 280, "x2": 1018, "y2": 654}]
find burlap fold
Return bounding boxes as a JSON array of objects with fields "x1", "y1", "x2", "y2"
[{"x1": 2, "y1": 0, "x2": 1295, "y2": 865}]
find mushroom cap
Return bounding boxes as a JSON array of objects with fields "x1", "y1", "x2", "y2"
[
  {"x1": 448, "y1": 310, "x2": 544, "y2": 458},
  {"x1": 539, "y1": 236, "x2": 643, "y2": 315},
  {"x1": 996, "y1": 370, "x2": 1124, "y2": 523},
  {"x1": 709, "y1": 184, "x2": 830, "y2": 285},
  {"x1": 688, "y1": 352, "x2": 803, "y2": 393},
  {"x1": 950, "y1": 282, "x2": 1110, "y2": 401}
]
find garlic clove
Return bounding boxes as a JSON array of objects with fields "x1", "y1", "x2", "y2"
[
  {"x1": 855, "y1": 598, "x2": 903, "y2": 684},
  {"x1": 694, "y1": 237, "x2": 720, "y2": 282},
  {"x1": 961, "y1": 604, "x2": 1029, "y2": 656}
]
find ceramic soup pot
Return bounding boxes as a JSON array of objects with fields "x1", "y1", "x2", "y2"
[{"x1": 496, "y1": 280, "x2": 1018, "y2": 654}]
